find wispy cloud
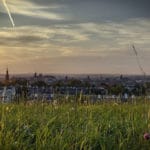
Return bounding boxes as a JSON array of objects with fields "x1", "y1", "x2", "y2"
[
  {"x1": 77, "y1": 19, "x2": 150, "y2": 50},
  {"x1": 0, "y1": 0, "x2": 65, "y2": 20},
  {"x1": 0, "y1": 18, "x2": 150, "y2": 74},
  {"x1": 0, "y1": 18, "x2": 150, "y2": 48},
  {"x1": 0, "y1": 25, "x2": 89, "y2": 47}
]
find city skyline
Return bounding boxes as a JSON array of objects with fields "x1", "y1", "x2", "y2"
[{"x1": 0, "y1": 0, "x2": 150, "y2": 74}]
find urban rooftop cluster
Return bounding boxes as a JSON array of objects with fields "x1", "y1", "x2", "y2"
[{"x1": 0, "y1": 68, "x2": 150, "y2": 103}]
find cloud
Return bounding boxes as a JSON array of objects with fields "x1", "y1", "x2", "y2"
[
  {"x1": 78, "y1": 18, "x2": 150, "y2": 48},
  {"x1": 0, "y1": 18, "x2": 150, "y2": 49},
  {"x1": 0, "y1": 0, "x2": 65, "y2": 20},
  {"x1": 0, "y1": 25, "x2": 89, "y2": 48},
  {"x1": 0, "y1": 18, "x2": 150, "y2": 74}
]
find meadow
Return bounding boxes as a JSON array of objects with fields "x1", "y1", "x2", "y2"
[{"x1": 0, "y1": 99, "x2": 150, "y2": 150}]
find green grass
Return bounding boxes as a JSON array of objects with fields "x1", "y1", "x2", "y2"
[{"x1": 0, "y1": 100, "x2": 150, "y2": 150}]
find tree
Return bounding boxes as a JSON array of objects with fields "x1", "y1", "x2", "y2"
[{"x1": 109, "y1": 84, "x2": 124, "y2": 95}]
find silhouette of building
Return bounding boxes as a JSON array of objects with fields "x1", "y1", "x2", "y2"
[
  {"x1": 34, "y1": 72, "x2": 37, "y2": 78},
  {"x1": 5, "y1": 68, "x2": 10, "y2": 85}
]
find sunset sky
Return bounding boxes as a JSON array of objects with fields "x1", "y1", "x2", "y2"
[{"x1": 0, "y1": 0, "x2": 150, "y2": 74}]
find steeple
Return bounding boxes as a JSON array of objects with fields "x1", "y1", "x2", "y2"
[{"x1": 5, "y1": 68, "x2": 9, "y2": 85}]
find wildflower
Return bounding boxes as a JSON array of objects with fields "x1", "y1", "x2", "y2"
[
  {"x1": 84, "y1": 101, "x2": 88, "y2": 105},
  {"x1": 6, "y1": 106, "x2": 9, "y2": 111},
  {"x1": 71, "y1": 107, "x2": 75, "y2": 111},
  {"x1": 53, "y1": 100, "x2": 57, "y2": 106},
  {"x1": 113, "y1": 103, "x2": 118, "y2": 106},
  {"x1": 143, "y1": 133, "x2": 150, "y2": 140},
  {"x1": 14, "y1": 141, "x2": 18, "y2": 145}
]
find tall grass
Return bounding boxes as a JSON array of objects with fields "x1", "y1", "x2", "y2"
[{"x1": 0, "y1": 100, "x2": 150, "y2": 149}]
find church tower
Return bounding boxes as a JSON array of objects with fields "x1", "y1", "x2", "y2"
[{"x1": 5, "y1": 68, "x2": 9, "y2": 85}]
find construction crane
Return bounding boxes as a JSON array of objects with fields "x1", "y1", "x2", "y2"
[
  {"x1": 132, "y1": 44, "x2": 147, "y2": 96},
  {"x1": 132, "y1": 44, "x2": 146, "y2": 78}
]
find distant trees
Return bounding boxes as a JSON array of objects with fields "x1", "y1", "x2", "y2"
[
  {"x1": 132, "y1": 84, "x2": 146, "y2": 96},
  {"x1": 15, "y1": 79, "x2": 28, "y2": 86},
  {"x1": 67, "y1": 79, "x2": 83, "y2": 87},
  {"x1": 53, "y1": 79, "x2": 85, "y2": 87},
  {"x1": 31, "y1": 81, "x2": 47, "y2": 87},
  {"x1": 109, "y1": 84, "x2": 124, "y2": 95}
]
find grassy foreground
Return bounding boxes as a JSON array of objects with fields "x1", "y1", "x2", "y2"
[{"x1": 0, "y1": 100, "x2": 150, "y2": 150}]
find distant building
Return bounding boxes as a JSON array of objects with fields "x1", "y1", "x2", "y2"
[
  {"x1": 34, "y1": 72, "x2": 37, "y2": 78},
  {"x1": 2, "y1": 86, "x2": 16, "y2": 102},
  {"x1": 4, "y1": 68, "x2": 10, "y2": 86}
]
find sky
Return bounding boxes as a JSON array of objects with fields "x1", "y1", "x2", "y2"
[{"x1": 0, "y1": 0, "x2": 150, "y2": 75}]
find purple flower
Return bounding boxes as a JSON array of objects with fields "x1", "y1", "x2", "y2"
[{"x1": 144, "y1": 133, "x2": 150, "y2": 140}]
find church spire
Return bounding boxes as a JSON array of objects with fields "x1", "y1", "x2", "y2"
[{"x1": 5, "y1": 68, "x2": 9, "y2": 85}]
